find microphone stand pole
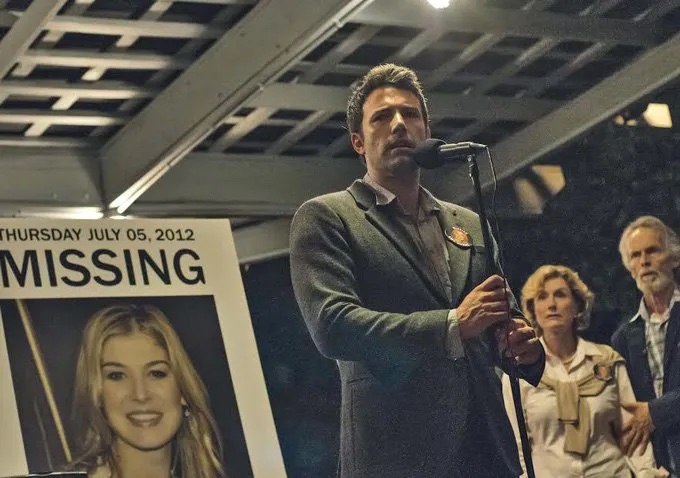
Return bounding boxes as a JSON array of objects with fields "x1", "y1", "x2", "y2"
[{"x1": 467, "y1": 154, "x2": 536, "y2": 478}]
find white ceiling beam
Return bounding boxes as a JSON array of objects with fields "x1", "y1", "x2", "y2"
[
  {"x1": 353, "y1": 0, "x2": 660, "y2": 46},
  {"x1": 0, "y1": 206, "x2": 104, "y2": 219},
  {"x1": 334, "y1": 34, "x2": 585, "y2": 61},
  {"x1": 0, "y1": 1, "x2": 67, "y2": 78},
  {"x1": 0, "y1": 11, "x2": 15, "y2": 28},
  {"x1": 130, "y1": 20, "x2": 680, "y2": 214},
  {"x1": 423, "y1": 0, "x2": 559, "y2": 89},
  {"x1": 232, "y1": 218, "x2": 293, "y2": 265},
  {"x1": 21, "y1": 49, "x2": 192, "y2": 70},
  {"x1": 0, "y1": 136, "x2": 97, "y2": 148},
  {"x1": 0, "y1": 80, "x2": 156, "y2": 99},
  {"x1": 0, "y1": 149, "x2": 100, "y2": 209},
  {"x1": 89, "y1": 5, "x2": 246, "y2": 140},
  {"x1": 10, "y1": 0, "x2": 95, "y2": 79},
  {"x1": 294, "y1": 61, "x2": 596, "y2": 86},
  {"x1": 0, "y1": 110, "x2": 126, "y2": 126},
  {"x1": 133, "y1": 153, "x2": 364, "y2": 215},
  {"x1": 209, "y1": 24, "x2": 379, "y2": 153},
  {"x1": 250, "y1": 83, "x2": 560, "y2": 120},
  {"x1": 444, "y1": 0, "x2": 622, "y2": 142},
  {"x1": 49, "y1": 15, "x2": 223, "y2": 39},
  {"x1": 177, "y1": 0, "x2": 256, "y2": 3},
  {"x1": 265, "y1": 110, "x2": 333, "y2": 155},
  {"x1": 10, "y1": 44, "x2": 597, "y2": 76},
  {"x1": 208, "y1": 107, "x2": 276, "y2": 153},
  {"x1": 436, "y1": 28, "x2": 680, "y2": 202},
  {"x1": 99, "y1": 0, "x2": 375, "y2": 214}
]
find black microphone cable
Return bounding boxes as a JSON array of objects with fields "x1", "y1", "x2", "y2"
[{"x1": 483, "y1": 146, "x2": 537, "y2": 478}]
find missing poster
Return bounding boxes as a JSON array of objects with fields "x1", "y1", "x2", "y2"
[{"x1": 0, "y1": 219, "x2": 285, "y2": 478}]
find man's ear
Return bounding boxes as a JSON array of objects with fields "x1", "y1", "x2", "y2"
[
  {"x1": 350, "y1": 132, "x2": 365, "y2": 156},
  {"x1": 426, "y1": 124, "x2": 431, "y2": 139}
]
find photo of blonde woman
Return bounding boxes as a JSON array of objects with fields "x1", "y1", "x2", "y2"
[
  {"x1": 69, "y1": 304, "x2": 225, "y2": 478},
  {"x1": 0, "y1": 296, "x2": 253, "y2": 478}
]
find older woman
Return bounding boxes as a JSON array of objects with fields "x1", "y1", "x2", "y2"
[
  {"x1": 69, "y1": 304, "x2": 225, "y2": 478},
  {"x1": 503, "y1": 265, "x2": 662, "y2": 478}
]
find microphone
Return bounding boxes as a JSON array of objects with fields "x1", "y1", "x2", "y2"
[{"x1": 410, "y1": 138, "x2": 487, "y2": 169}]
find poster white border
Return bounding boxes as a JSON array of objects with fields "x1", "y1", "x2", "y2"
[{"x1": 0, "y1": 218, "x2": 286, "y2": 477}]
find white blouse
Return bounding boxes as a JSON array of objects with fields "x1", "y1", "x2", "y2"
[{"x1": 502, "y1": 337, "x2": 659, "y2": 478}]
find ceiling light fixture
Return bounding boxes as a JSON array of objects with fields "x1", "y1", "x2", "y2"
[
  {"x1": 614, "y1": 102, "x2": 673, "y2": 129},
  {"x1": 643, "y1": 103, "x2": 673, "y2": 128},
  {"x1": 427, "y1": 0, "x2": 450, "y2": 9}
]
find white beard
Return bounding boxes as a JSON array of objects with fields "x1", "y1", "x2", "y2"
[{"x1": 635, "y1": 270, "x2": 674, "y2": 296}]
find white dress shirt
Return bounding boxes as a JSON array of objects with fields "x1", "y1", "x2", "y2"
[{"x1": 502, "y1": 337, "x2": 659, "y2": 478}]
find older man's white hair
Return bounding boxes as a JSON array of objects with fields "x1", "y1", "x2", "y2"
[{"x1": 618, "y1": 215, "x2": 680, "y2": 272}]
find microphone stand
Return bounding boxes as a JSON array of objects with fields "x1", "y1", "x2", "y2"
[{"x1": 467, "y1": 154, "x2": 536, "y2": 478}]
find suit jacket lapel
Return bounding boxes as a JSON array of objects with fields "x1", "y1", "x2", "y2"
[
  {"x1": 664, "y1": 302, "x2": 680, "y2": 368},
  {"x1": 436, "y1": 205, "x2": 470, "y2": 306},
  {"x1": 348, "y1": 181, "x2": 450, "y2": 307},
  {"x1": 628, "y1": 319, "x2": 655, "y2": 397}
]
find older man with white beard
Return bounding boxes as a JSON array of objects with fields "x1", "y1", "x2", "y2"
[{"x1": 612, "y1": 216, "x2": 680, "y2": 478}]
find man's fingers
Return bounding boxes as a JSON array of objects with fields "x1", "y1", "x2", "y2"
[
  {"x1": 640, "y1": 436, "x2": 649, "y2": 455},
  {"x1": 496, "y1": 334, "x2": 508, "y2": 351},
  {"x1": 620, "y1": 428, "x2": 633, "y2": 451},
  {"x1": 476, "y1": 274, "x2": 506, "y2": 291},
  {"x1": 484, "y1": 302, "x2": 512, "y2": 315},
  {"x1": 475, "y1": 274, "x2": 503, "y2": 290},
  {"x1": 483, "y1": 311, "x2": 511, "y2": 327},
  {"x1": 478, "y1": 288, "x2": 511, "y2": 305},
  {"x1": 622, "y1": 431, "x2": 634, "y2": 456},
  {"x1": 628, "y1": 432, "x2": 643, "y2": 457},
  {"x1": 507, "y1": 326, "x2": 535, "y2": 344},
  {"x1": 507, "y1": 317, "x2": 526, "y2": 331},
  {"x1": 508, "y1": 337, "x2": 539, "y2": 357},
  {"x1": 621, "y1": 402, "x2": 636, "y2": 412},
  {"x1": 624, "y1": 429, "x2": 647, "y2": 457},
  {"x1": 621, "y1": 421, "x2": 632, "y2": 434}
]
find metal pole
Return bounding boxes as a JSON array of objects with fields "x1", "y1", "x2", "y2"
[{"x1": 467, "y1": 155, "x2": 536, "y2": 478}]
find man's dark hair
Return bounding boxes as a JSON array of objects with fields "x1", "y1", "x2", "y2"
[{"x1": 346, "y1": 63, "x2": 429, "y2": 135}]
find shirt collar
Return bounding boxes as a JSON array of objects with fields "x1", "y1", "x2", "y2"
[
  {"x1": 361, "y1": 173, "x2": 440, "y2": 216},
  {"x1": 540, "y1": 336, "x2": 603, "y2": 371},
  {"x1": 630, "y1": 286, "x2": 680, "y2": 323}
]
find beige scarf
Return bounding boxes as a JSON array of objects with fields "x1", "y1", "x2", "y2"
[{"x1": 539, "y1": 344, "x2": 625, "y2": 456}]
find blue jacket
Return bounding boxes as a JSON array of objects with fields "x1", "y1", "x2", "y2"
[{"x1": 611, "y1": 302, "x2": 680, "y2": 472}]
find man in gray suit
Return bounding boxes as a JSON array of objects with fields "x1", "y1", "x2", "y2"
[{"x1": 289, "y1": 64, "x2": 544, "y2": 478}]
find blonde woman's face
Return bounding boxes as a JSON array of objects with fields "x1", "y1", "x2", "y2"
[
  {"x1": 533, "y1": 277, "x2": 578, "y2": 334},
  {"x1": 100, "y1": 332, "x2": 184, "y2": 452}
]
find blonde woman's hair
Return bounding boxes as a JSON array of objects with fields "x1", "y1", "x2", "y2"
[
  {"x1": 521, "y1": 265, "x2": 594, "y2": 336},
  {"x1": 70, "y1": 304, "x2": 225, "y2": 478}
]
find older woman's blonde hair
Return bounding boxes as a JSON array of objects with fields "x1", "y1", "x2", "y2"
[
  {"x1": 521, "y1": 265, "x2": 595, "y2": 336},
  {"x1": 70, "y1": 304, "x2": 225, "y2": 478}
]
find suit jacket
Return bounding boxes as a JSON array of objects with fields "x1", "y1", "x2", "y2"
[
  {"x1": 611, "y1": 302, "x2": 680, "y2": 471},
  {"x1": 289, "y1": 180, "x2": 544, "y2": 478}
]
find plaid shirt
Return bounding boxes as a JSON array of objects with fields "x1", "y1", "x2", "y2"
[{"x1": 631, "y1": 287, "x2": 680, "y2": 398}]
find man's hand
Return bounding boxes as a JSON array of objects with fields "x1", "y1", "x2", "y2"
[
  {"x1": 620, "y1": 401, "x2": 654, "y2": 456},
  {"x1": 457, "y1": 275, "x2": 513, "y2": 340},
  {"x1": 495, "y1": 318, "x2": 541, "y2": 365}
]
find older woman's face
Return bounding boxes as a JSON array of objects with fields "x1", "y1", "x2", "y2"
[
  {"x1": 100, "y1": 332, "x2": 183, "y2": 452},
  {"x1": 533, "y1": 277, "x2": 579, "y2": 334}
]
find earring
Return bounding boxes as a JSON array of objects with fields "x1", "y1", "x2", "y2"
[{"x1": 183, "y1": 405, "x2": 191, "y2": 418}]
